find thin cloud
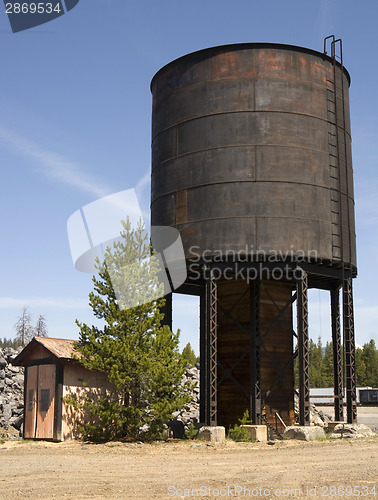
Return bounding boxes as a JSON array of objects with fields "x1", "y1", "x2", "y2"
[
  {"x1": 135, "y1": 171, "x2": 150, "y2": 195},
  {"x1": 0, "y1": 126, "x2": 110, "y2": 198},
  {"x1": 317, "y1": 0, "x2": 337, "y2": 39},
  {"x1": 135, "y1": 170, "x2": 151, "y2": 224}
]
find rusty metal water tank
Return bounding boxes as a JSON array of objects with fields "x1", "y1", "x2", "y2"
[
  {"x1": 151, "y1": 42, "x2": 358, "y2": 429},
  {"x1": 151, "y1": 43, "x2": 356, "y2": 271}
]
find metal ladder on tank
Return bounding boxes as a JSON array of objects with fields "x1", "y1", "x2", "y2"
[
  {"x1": 324, "y1": 35, "x2": 352, "y2": 269},
  {"x1": 324, "y1": 36, "x2": 357, "y2": 424}
]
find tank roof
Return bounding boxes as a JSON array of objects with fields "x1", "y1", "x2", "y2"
[{"x1": 151, "y1": 42, "x2": 351, "y2": 89}]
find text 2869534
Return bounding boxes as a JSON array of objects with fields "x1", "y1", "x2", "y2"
[{"x1": 5, "y1": 3, "x2": 62, "y2": 14}]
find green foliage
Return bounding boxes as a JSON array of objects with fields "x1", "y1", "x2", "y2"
[
  {"x1": 0, "y1": 337, "x2": 18, "y2": 349},
  {"x1": 228, "y1": 410, "x2": 253, "y2": 442},
  {"x1": 357, "y1": 339, "x2": 378, "y2": 387},
  {"x1": 181, "y1": 342, "x2": 197, "y2": 367},
  {"x1": 185, "y1": 423, "x2": 198, "y2": 440},
  {"x1": 70, "y1": 218, "x2": 191, "y2": 442},
  {"x1": 322, "y1": 341, "x2": 334, "y2": 387},
  {"x1": 294, "y1": 336, "x2": 378, "y2": 388},
  {"x1": 309, "y1": 337, "x2": 324, "y2": 387}
]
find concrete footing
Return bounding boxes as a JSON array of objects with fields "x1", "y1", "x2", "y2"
[
  {"x1": 241, "y1": 425, "x2": 268, "y2": 442},
  {"x1": 198, "y1": 426, "x2": 226, "y2": 443},
  {"x1": 283, "y1": 426, "x2": 326, "y2": 441}
]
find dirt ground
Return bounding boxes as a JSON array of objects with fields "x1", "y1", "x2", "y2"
[{"x1": 0, "y1": 433, "x2": 377, "y2": 500}]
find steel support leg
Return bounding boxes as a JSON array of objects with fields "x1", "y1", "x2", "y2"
[
  {"x1": 250, "y1": 280, "x2": 261, "y2": 424},
  {"x1": 343, "y1": 278, "x2": 357, "y2": 423},
  {"x1": 297, "y1": 270, "x2": 310, "y2": 426},
  {"x1": 200, "y1": 286, "x2": 208, "y2": 424},
  {"x1": 331, "y1": 288, "x2": 344, "y2": 421},
  {"x1": 207, "y1": 271, "x2": 218, "y2": 426}
]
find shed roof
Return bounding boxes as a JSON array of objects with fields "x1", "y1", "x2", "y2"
[{"x1": 13, "y1": 337, "x2": 81, "y2": 366}]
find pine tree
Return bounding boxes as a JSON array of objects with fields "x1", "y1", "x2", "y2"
[
  {"x1": 355, "y1": 346, "x2": 367, "y2": 386},
  {"x1": 181, "y1": 342, "x2": 197, "y2": 367},
  {"x1": 361, "y1": 340, "x2": 378, "y2": 387},
  {"x1": 0, "y1": 337, "x2": 18, "y2": 348},
  {"x1": 309, "y1": 337, "x2": 324, "y2": 387},
  {"x1": 322, "y1": 341, "x2": 334, "y2": 387},
  {"x1": 72, "y1": 218, "x2": 190, "y2": 441},
  {"x1": 14, "y1": 306, "x2": 34, "y2": 347}
]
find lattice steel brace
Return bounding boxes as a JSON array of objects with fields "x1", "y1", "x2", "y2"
[
  {"x1": 297, "y1": 269, "x2": 310, "y2": 426},
  {"x1": 207, "y1": 270, "x2": 218, "y2": 426}
]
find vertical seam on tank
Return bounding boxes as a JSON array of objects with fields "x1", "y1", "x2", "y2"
[
  {"x1": 175, "y1": 125, "x2": 178, "y2": 157},
  {"x1": 254, "y1": 77, "x2": 258, "y2": 251}
]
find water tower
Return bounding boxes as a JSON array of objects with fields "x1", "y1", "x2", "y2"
[{"x1": 150, "y1": 37, "x2": 357, "y2": 432}]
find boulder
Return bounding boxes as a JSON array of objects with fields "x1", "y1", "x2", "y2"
[
  {"x1": 283, "y1": 426, "x2": 326, "y2": 441},
  {"x1": 330, "y1": 423, "x2": 375, "y2": 439},
  {"x1": 7, "y1": 364, "x2": 19, "y2": 374}
]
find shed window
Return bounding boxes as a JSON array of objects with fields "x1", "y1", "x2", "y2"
[
  {"x1": 28, "y1": 389, "x2": 34, "y2": 411},
  {"x1": 40, "y1": 389, "x2": 50, "y2": 412}
]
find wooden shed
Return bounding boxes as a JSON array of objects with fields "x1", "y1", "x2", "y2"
[{"x1": 14, "y1": 337, "x2": 111, "y2": 441}]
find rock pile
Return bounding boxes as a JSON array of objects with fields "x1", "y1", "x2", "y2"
[
  {"x1": 0, "y1": 347, "x2": 24, "y2": 431},
  {"x1": 168, "y1": 364, "x2": 200, "y2": 438},
  {"x1": 294, "y1": 393, "x2": 331, "y2": 427},
  {"x1": 329, "y1": 423, "x2": 375, "y2": 439}
]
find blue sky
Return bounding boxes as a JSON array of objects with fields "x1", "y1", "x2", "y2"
[{"x1": 0, "y1": 0, "x2": 377, "y2": 352}]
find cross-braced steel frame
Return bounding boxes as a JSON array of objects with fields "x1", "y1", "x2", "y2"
[
  {"x1": 297, "y1": 269, "x2": 310, "y2": 426},
  {"x1": 200, "y1": 268, "x2": 218, "y2": 426},
  {"x1": 194, "y1": 261, "x2": 357, "y2": 427},
  {"x1": 343, "y1": 278, "x2": 357, "y2": 423},
  {"x1": 331, "y1": 288, "x2": 343, "y2": 421}
]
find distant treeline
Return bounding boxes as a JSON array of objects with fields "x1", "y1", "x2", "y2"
[
  {"x1": 0, "y1": 337, "x2": 19, "y2": 349},
  {"x1": 295, "y1": 338, "x2": 378, "y2": 388}
]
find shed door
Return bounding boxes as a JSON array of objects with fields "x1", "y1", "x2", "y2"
[
  {"x1": 35, "y1": 364, "x2": 56, "y2": 439},
  {"x1": 24, "y1": 365, "x2": 38, "y2": 439},
  {"x1": 25, "y1": 364, "x2": 56, "y2": 439}
]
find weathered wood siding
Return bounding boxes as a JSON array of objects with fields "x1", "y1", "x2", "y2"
[{"x1": 61, "y1": 363, "x2": 113, "y2": 440}]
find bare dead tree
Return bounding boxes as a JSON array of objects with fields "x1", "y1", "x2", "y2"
[
  {"x1": 14, "y1": 306, "x2": 34, "y2": 347},
  {"x1": 35, "y1": 314, "x2": 48, "y2": 338}
]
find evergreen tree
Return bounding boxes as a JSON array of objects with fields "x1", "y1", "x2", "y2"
[
  {"x1": 295, "y1": 335, "x2": 378, "y2": 389},
  {"x1": 309, "y1": 337, "x2": 324, "y2": 387},
  {"x1": 72, "y1": 218, "x2": 190, "y2": 441},
  {"x1": 14, "y1": 306, "x2": 34, "y2": 347},
  {"x1": 355, "y1": 346, "x2": 367, "y2": 386},
  {"x1": 361, "y1": 339, "x2": 378, "y2": 387},
  {"x1": 322, "y1": 341, "x2": 334, "y2": 387},
  {"x1": 181, "y1": 342, "x2": 197, "y2": 367},
  {"x1": 0, "y1": 337, "x2": 18, "y2": 348}
]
